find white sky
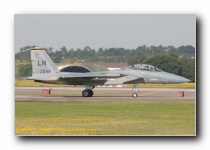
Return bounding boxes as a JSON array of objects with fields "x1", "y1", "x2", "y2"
[{"x1": 14, "y1": 14, "x2": 195, "y2": 52}]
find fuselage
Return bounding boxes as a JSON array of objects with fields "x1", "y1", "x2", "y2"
[{"x1": 35, "y1": 65, "x2": 190, "y2": 85}]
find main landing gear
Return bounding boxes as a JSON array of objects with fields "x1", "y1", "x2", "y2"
[
  {"x1": 132, "y1": 84, "x2": 139, "y2": 98},
  {"x1": 82, "y1": 84, "x2": 140, "y2": 98},
  {"x1": 82, "y1": 85, "x2": 95, "y2": 97}
]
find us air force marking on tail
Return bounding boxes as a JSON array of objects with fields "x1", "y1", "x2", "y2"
[
  {"x1": 37, "y1": 60, "x2": 46, "y2": 66},
  {"x1": 27, "y1": 47, "x2": 191, "y2": 97},
  {"x1": 37, "y1": 60, "x2": 50, "y2": 74}
]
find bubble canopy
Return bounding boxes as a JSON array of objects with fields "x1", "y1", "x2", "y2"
[{"x1": 127, "y1": 64, "x2": 162, "y2": 72}]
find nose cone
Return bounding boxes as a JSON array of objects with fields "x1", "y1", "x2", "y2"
[
  {"x1": 174, "y1": 76, "x2": 191, "y2": 83},
  {"x1": 161, "y1": 72, "x2": 191, "y2": 83}
]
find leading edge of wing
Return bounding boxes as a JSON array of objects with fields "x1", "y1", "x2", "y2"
[{"x1": 58, "y1": 72, "x2": 127, "y2": 79}]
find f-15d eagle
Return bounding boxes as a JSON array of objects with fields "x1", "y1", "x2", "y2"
[{"x1": 27, "y1": 48, "x2": 190, "y2": 97}]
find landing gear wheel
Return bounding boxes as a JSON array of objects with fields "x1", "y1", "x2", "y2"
[
  {"x1": 82, "y1": 90, "x2": 94, "y2": 97},
  {"x1": 132, "y1": 84, "x2": 139, "y2": 98},
  {"x1": 82, "y1": 90, "x2": 89, "y2": 97},
  {"x1": 88, "y1": 90, "x2": 94, "y2": 97},
  {"x1": 132, "y1": 93, "x2": 138, "y2": 98}
]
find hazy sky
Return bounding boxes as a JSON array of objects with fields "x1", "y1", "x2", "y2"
[{"x1": 14, "y1": 14, "x2": 196, "y2": 52}]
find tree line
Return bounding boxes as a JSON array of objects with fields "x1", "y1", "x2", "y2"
[
  {"x1": 16, "y1": 45, "x2": 195, "y2": 82},
  {"x1": 15, "y1": 45, "x2": 195, "y2": 63}
]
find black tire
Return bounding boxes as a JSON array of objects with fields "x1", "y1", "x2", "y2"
[
  {"x1": 132, "y1": 93, "x2": 138, "y2": 98},
  {"x1": 82, "y1": 90, "x2": 89, "y2": 97},
  {"x1": 88, "y1": 90, "x2": 94, "y2": 97}
]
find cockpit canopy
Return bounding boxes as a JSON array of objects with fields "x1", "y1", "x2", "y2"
[{"x1": 127, "y1": 64, "x2": 162, "y2": 72}]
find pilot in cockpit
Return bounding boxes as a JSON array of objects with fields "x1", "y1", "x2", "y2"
[{"x1": 131, "y1": 65, "x2": 134, "y2": 69}]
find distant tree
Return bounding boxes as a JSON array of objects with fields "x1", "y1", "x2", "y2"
[
  {"x1": 180, "y1": 57, "x2": 195, "y2": 82},
  {"x1": 18, "y1": 45, "x2": 36, "y2": 53},
  {"x1": 18, "y1": 63, "x2": 32, "y2": 77},
  {"x1": 53, "y1": 51, "x2": 62, "y2": 63},
  {"x1": 177, "y1": 45, "x2": 195, "y2": 56},
  {"x1": 15, "y1": 50, "x2": 31, "y2": 62},
  {"x1": 45, "y1": 47, "x2": 53, "y2": 54},
  {"x1": 15, "y1": 45, "x2": 36, "y2": 62},
  {"x1": 128, "y1": 55, "x2": 146, "y2": 65},
  {"x1": 144, "y1": 54, "x2": 182, "y2": 75},
  {"x1": 98, "y1": 47, "x2": 103, "y2": 52},
  {"x1": 84, "y1": 46, "x2": 91, "y2": 51},
  {"x1": 60, "y1": 46, "x2": 68, "y2": 59}
]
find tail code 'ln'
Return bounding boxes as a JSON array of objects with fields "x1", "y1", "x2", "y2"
[{"x1": 30, "y1": 48, "x2": 60, "y2": 77}]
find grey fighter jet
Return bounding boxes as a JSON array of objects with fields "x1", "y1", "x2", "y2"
[{"x1": 27, "y1": 48, "x2": 191, "y2": 97}]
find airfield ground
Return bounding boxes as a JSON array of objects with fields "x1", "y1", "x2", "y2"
[{"x1": 15, "y1": 87, "x2": 195, "y2": 135}]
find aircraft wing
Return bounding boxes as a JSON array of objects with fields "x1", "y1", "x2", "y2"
[
  {"x1": 58, "y1": 72, "x2": 145, "y2": 84},
  {"x1": 58, "y1": 72, "x2": 127, "y2": 79},
  {"x1": 27, "y1": 72, "x2": 127, "y2": 81},
  {"x1": 27, "y1": 76, "x2": 59, "y2": 80}
]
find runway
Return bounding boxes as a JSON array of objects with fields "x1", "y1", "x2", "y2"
[{"x1": 15, "y1": 87, "x2": 195, "y2": 103}]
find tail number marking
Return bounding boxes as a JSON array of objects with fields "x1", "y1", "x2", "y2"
[
  {"x1": 37, "y1": 60, "x2": 50, "y2": 73},
  {"x1": 40, "y1": 70, "x2": 51, "y2": 73},
  {"x1": 38, "y1": 60, "x2": 46, "y2": 66}
]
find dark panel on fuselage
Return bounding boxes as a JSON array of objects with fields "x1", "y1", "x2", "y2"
[{"x1": 60, "y1": 66, "x2": 91, "y2": 73}]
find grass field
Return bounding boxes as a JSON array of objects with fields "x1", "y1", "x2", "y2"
[
  {"x1": 15, "y1": 102, "x2": 195, "y2": 135},
  {"x1": 15, "y1": 80, "x2": 195, "y2": 88}
]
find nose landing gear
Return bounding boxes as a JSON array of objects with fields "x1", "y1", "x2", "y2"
[
  {"x1": 132, "y1": 84, "x2": 139, "y2": 98},
  {"x1": 132, "y1": 93, "x2": 138, "y2": 97}
]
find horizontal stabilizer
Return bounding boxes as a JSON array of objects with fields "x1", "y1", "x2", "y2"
[{"x1": 27, "y1": 76, "x2": 59, "y2": 81}]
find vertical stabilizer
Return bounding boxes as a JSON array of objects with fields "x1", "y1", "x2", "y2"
[{"x1": 30, "y1": 48, "x2": 60, "y2": 78}]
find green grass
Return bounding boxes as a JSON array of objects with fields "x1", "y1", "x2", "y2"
[{"x1": 15, "y1": 102, "x2": 195, "y2": 135}]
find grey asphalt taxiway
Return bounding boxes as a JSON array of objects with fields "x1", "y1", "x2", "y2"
[{"x1": 15, "y1": 87, "x2": 195, "y2": 103}]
